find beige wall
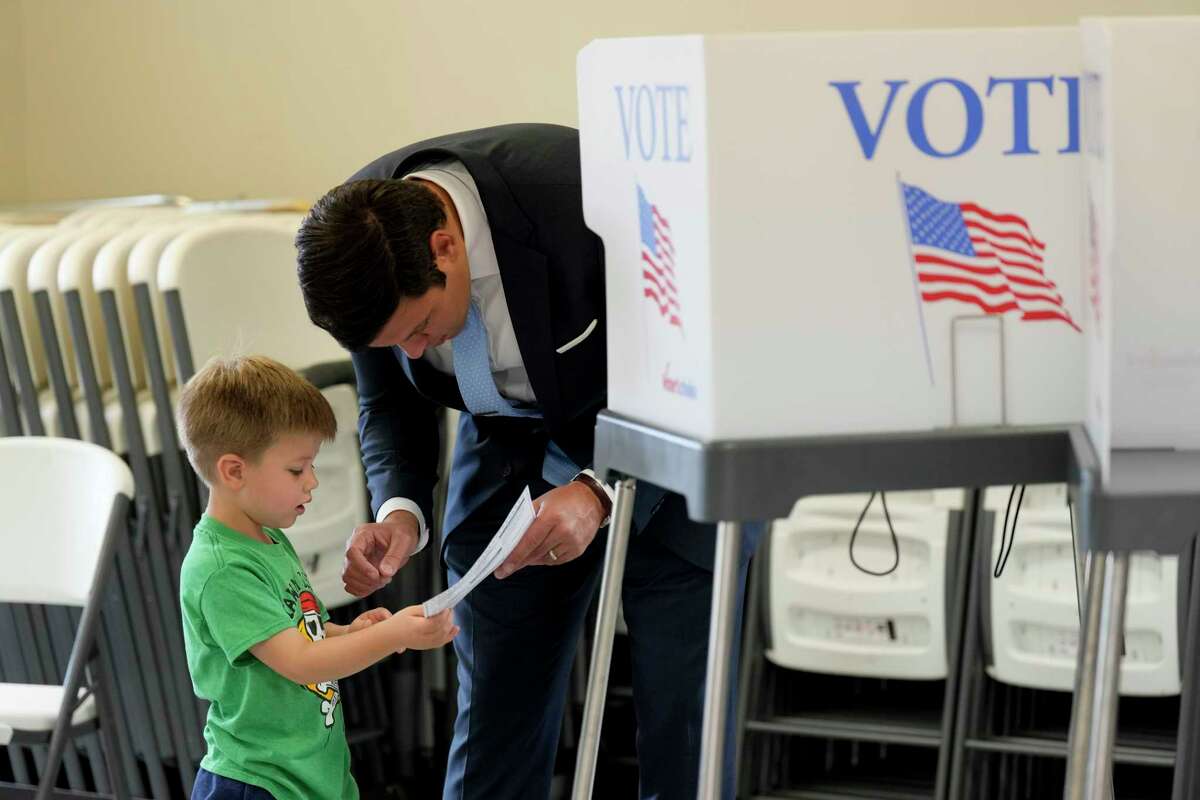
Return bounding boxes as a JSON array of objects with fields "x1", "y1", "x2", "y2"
[
  {"x1": 0, "y1": 0, "x2": 27, "y2": 203},
  {"x1": 8, "y1": 0, "x2": 1200, "y2": 204}
]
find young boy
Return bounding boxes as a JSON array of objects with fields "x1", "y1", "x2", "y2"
[{"x1": 177, "y1": 355, "x2": 457, "y2": 800}]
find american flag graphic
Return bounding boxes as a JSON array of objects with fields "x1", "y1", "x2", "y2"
[
  {"x1": 639, "y1": 185, "x2": 681, "y2": 329},
  {"x1": 901, "y1": 182, "x2": 1080, "y2": 332}
]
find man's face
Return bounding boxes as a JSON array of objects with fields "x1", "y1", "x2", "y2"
[{"x1": 370, "y1": 282, "x2": 469, "y2": 359}]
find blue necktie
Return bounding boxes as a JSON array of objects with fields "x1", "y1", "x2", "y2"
[{"x1": 450, "y1": 300, "x2": 577, "y2": 486}]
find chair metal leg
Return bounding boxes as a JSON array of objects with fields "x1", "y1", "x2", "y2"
[
  {"x1": 571, "y1": 478, "x2": 637, "y2": 800},
  {"x1": 1171, "y1": 539, "x2": 1200, "y2": 799},
  {"x1": 735, "y1": 525, "x2": 769, "y2": 799},
  {"x1": 1064, "y1": 550, "x2": 1129, "y2": 800},
  {"x1": 0, "y1": 291, "x2": 46, "y2": 435},
  {"x1": 90, "y1": 644, "x2": 133, "y2": 800},
  {"x1": 697, "y1": 522, "x2": 743, "y2": 800},
  {"x1": 0, "y1": 321, "x2": 22, "y2": 435},
  {"x1": 34, "y1": 663, "x2": 87, "y2": 800},
  {"x1": 946, "y1": 490, "x2": 986, "y2": 800}
]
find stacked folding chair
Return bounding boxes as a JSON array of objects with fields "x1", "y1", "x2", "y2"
[
  {"x1": 739, "y1": 490, "x2": 971, "y2": 799},
  {"x1": 950, "y1": 484, "x2": 1183, "y2": 799},
  {"x1": 0, "y1": 198, "x2": 439, "y2": 798},
  {"x1": 0, "y1": 436, "x2": 137, "y2": 800}
]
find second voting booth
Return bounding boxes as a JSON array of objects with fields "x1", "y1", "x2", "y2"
[{"x1": 572, "y1": 18, "x2": 1200, "y2": 800}]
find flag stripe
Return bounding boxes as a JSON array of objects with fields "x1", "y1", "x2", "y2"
[
  {"x1": 962, "y1": 218, "x2": 1046, "y2": 254},
  {"x1": 918, "y1": 260, "x2": 1064, "y2": 303},
  {"x1": 970, "y1": 250, "x2": 1057, "y2": 287},
  {"x1": 642, "y1": 252, "x2": 678, "y2": 294},
  {"x1": 968, "y1": 233, "x2": 1045, "y2": 265},
  {"x1": 921, "y1": 290, "x2": 1021, "y2": 315},
  {"x1": 652, "y1": 206, "x2": 671, "y2": 231},
  {"x1": 917, "y1": 271, "x2": 1064, "y2": 306},
  {"x1": 919, "y1": 272, "x2": 1014, "y2": 295},
  {"x1": 642, "y1": 270, "x2": 681, "y2": 309},
  {"x1": 1023, "y1": 309, "x2": 1082, "y2": 331},
  {"x1": 914, "y1": 252, "x2": 1003, "y2": 277},
  {"x1": 959, "y1": 202, "x2": 1046, "y2": 248},
  {"x1": 642, "y1": 288, "x2": 682, "y2": 327}
]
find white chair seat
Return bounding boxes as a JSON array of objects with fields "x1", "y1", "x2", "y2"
[
  {"x1": 0, "y1": 722, "x2": 11, "y2": 744},
  {"x1": 766, "y1": 490, "x2": 960, "y2": 680},
  {"x1": 0, "y1": 683, "x2": 97, "y2": 733}
]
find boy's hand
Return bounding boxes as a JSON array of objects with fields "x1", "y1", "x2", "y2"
[
  {"x1": 392, "y1": 606, "x2": 458, "y2": 651},
  {"x1": 348, "y1": 607, "x2": 392, "y2": 634},
  {"x1": 343, "y1": 512, "x2": 421, "y2": 596}
]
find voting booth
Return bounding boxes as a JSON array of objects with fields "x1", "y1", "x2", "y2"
[
  {"x1": 574, "y1": 26, "x2": 1102, "y2": 800},
  {"x1": 1081, "y1": 17, "x2": 1200, "y2": 484},
  {"x1": 574, "y1": 20, "x2": 1200, "y2": 800},
  {"x1": 579, "y1": 27, "x2": 1086, "y2": 442}
]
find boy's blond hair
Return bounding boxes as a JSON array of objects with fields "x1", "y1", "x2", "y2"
[{"x1": 177, "y1": 355, "x2": 337, "y2": 484}]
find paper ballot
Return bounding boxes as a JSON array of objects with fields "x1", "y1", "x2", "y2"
[{"x1": 421, "y1": 486, "x2": 536, "y2": 617}]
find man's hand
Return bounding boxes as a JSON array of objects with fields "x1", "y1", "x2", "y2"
[
  {"x1": 494, "y1": 482, "x2": 605, "y2": 580},
  {"x1": 342, "y1": 511, "x2": 421, "y2": 597},
  {"x1": 348, "y1": 607, "x2": 393, "y2": 634}
]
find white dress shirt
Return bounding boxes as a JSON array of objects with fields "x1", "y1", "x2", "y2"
[{"x1": 376, "y1": 159, "x2": 536, "y2": 554}]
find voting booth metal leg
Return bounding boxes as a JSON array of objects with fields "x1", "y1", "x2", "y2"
[
  {"x1": 572, "y1": 478, "x2": 637, "y2": 800},
  {"x1": 698, "y1": 521, "x2": 742, "y2": 800},
  {"x1": 1064, "y1": 551, "x2": 1130, "y2": 800}
]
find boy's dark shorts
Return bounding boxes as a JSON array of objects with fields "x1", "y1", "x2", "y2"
[{"x1": 192, "y1": 768, "x2": 275, "y2": 800}]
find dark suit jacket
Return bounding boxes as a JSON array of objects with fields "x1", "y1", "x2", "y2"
[{"x1": 347, "y1": 124, "x2": 713, "y2": 566}]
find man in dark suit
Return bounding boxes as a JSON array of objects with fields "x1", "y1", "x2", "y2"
[{"x1": 295, "y1": 124, "x2": 755, "y2": 800}]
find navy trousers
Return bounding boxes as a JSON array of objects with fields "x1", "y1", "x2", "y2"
[
  {"x1": 192, "y1": 768, "x2": 275, "y2": 800},
  {"x1": 441, "y1": 478, "x2": 757, "y2": 800}
]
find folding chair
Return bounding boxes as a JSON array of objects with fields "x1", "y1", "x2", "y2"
[
  {"x1": 738, "y1": 490, "x2": 970, "y2": 798},
  {"x1": 0, "y1": 229, "x2": 51, "y2": 436},
  {"x1": 59, "y1": 223, "x2": 203, "y2": 797},
  {"x1": 766, "y1": 490, "x2": 962, "y2": 680},
  {"x1": 96, "y1": 225, "x2": 204, "y2": 793},
  {"x1": 58, "y1": 228, "x2": 127, "y2": 450},
  {"x1": 27, "y1": 228, "x2": 108, "y2": 439},
  {"x1": 0, "y1": 436, "x2": 135, "y2": 800},
  {"x1": 128, "y1": 221, "x2": 205, "y2": 561},
  {"x1": 72, "y1": 207, "x2": 184, "y2": 232},
  {"x1": 36, "y1": 225, "x2": 168, "y2": 795},
  {"x1": 158, "y1": 218, "x2": 363, "y2": 610},
  {"x1": 984, "y1": 484, "x2": 1182, "y2": 696},
  {"x1": 55, "y1": 196, "x2": 187, "y2": 229},
  {"x1": 1, "y1": 228, "x2": 114, "y2": 790},
  {"x1": 0, "y1": 229, "x2": 56, "y2": 436}
]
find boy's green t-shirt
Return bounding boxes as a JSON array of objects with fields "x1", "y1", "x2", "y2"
[{"x1": 180, "y1": 515, "x2": 358, "y2": 800}]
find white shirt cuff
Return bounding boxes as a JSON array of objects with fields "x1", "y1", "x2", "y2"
[{"x1": 376, "y1": 497, "x2": 429, "y2": 555}]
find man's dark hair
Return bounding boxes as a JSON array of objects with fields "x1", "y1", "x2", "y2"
[{"x1": 296, "y1": 179, "x2": 448, "y2": 351}]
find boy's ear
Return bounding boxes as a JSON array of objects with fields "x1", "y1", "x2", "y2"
[{"x1": 214, "y1": 453, "x2": 248, "y2": 489}]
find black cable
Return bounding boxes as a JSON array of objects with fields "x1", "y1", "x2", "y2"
[
  {"x1": 849, "y1": 491, "x2": 900, "y2": 577},
  {"x1": 994, "y1": 484, "x2": 1026, "y2": 579}
]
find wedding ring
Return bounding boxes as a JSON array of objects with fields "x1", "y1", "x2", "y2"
[{"x1": 548, "y1": 548, "x2": 559, "y2": 562}]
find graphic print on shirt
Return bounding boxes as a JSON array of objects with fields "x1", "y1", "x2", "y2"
[{"x1": 296, "y1": 591, "x2": 341, "y2": 728}]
